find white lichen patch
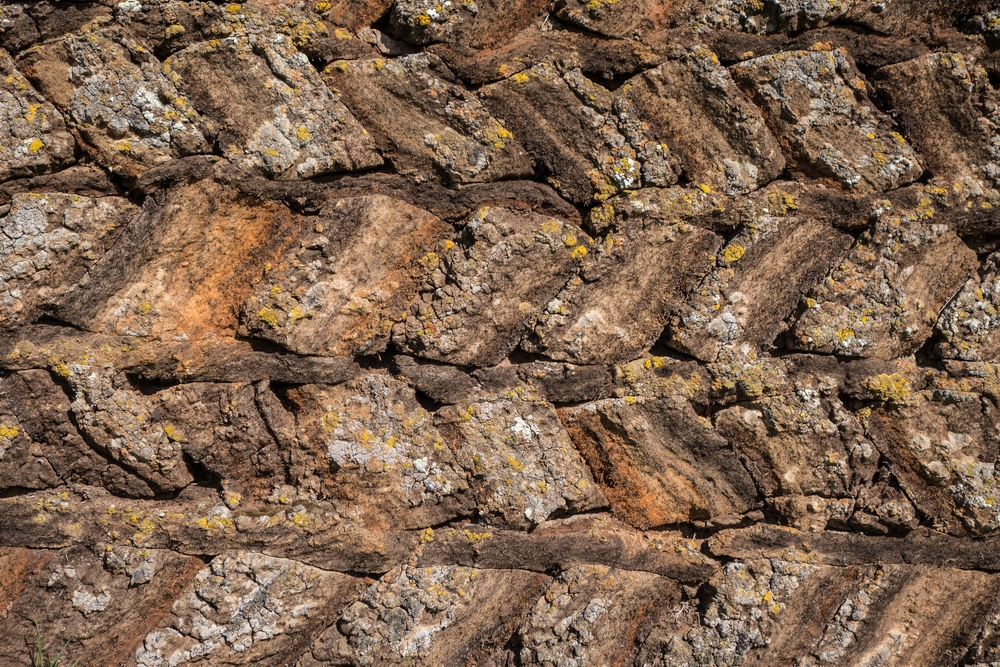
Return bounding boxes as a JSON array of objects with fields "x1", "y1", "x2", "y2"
[
  {"x1": 653, "y1": 554, "x2": 817, "y2": 665},
  {"x1": 791, "y1": 191, "x2": 971, "y2": 357},
  {"x1": 0, "y1": 193, "x2": 138, "y2": 327},
  {"x1": 135, "y1": 553, "x2": 345, "y2": 666},
  {"x1": 693, "y1": 0, "x2": 855, "y2": 34},
  {"x1": 438, "y1": 387, "x2": 605, "y2": 528},
  {"x1": 731, "y1": 49, "x2": 921, "y2": 194},
  {"x1": 935, "y1": 252, "x2": 1000, "y2": 361},
  {"x1": 336, "y1": 565, "x2": 478, "y2": 665},
  {"x1": 51, "y1": 29, "x2": 209, "y2": 170},
  {"x1": 165, "y1": 32, "x2": 381, "y2": 179},
  {"x1": 72, "y1": 587, "x2": 111, "y2": 616},
  {"x1": 0, "y1": 53, "x2": 75, "y2": 181},
  {"x1": 57, "y1": 356, "x2": 193, "y2": 493}
]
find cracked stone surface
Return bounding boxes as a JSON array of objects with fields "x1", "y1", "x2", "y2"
[{"x1": 1, "y1": 2, "x2": 1000, "y2": 666}]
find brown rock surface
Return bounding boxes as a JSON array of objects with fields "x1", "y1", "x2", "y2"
[{"x1": 1, "y1": 1, "x2": 999, "y2": 666}]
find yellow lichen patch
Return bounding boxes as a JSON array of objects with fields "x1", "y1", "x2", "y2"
[
  {"x1": 699, "y1": 183, "x2": 712, "y2": 194},
  {"x1": 289, "y1": 306, "x2": 308, "y2": 322},
  {"x1": 164, "y1": 24, "x2": 186, "y2": 38},
  {"x1": 315, "y1": 1, "x2": 332, "y2": 12},
  {"x1": 258, "y1": 308, "x2": 279, "y2": 328},
  {"x1": 462, "y1": 528, "x2": 491, "y2": 544},
  {"x1": 766, "y1": 190, "x2": 799, "y2": 214},
  {"x1": 196, "y1": 514, "x2": 233, "y2": 531},
  {"x1": 296, "y1": 126, "x2": 311, "y2": 142},
  {"x1": 720, "y1": 244, "x2": 745, "y2": 263},
  {"x1": 116, "y1": 140, "x2": 132, "y2": 153},
  {"x1": 571, "y1": 245, "x2": 588, "y2": 260},
  {"x1": 511, "y1": 71, "x2": 530, "y2": 84},
  {"x1": 563, "y1": 234, "x2": 578, "y2": 247},
  {"x1": 321, "y1": 410, "x2": 341, "y2": 432},
  {"x1": 289, "y1": 508, "x2": 312, "y2": 527},
  {"x1": 865, "y1": 373, "x2": 911, "y2": 402},
  {"x1": 138, "y1": 300, "x2": 153, "y2": 315},
  {"x1": 540, "y1": 219, "x2": 561, "y2": 234},
  {"x1": 27, "y1": 138, "x2": 44, "y2": 153},
  {"x1": 52, "y1": 363, "x2": 71, "y2": 378},
  {"x1": 420, "y1": 527, "x2": 435, "y2": 543},
  {"x1": 0, "y1": 425, "x2": 19, "y2": 439},
  {"x1": 162, "y1": 424, "x2": 182, "y2": 442},
  {"x1": 506, "y1": 455, "x2": 526, "y2": 471}
]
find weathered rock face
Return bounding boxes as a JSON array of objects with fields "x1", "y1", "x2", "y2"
[{"x1": 3, "y1": 2, "x2": 1000, "y2": 666}]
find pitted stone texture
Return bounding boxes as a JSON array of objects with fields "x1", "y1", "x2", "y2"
[
  {"x1": 0, "y1": 383, "x2": 58, "y2": 490},
  {"x1": 715, "y1": 374, "x2": 878, "y2": 502},
  {"x1": 866, "y1": 389, "x2": 1000, "y2": 537},
  {"x1": 790, "y1": 188, "x2": 978, "y2": 359},
  {"x1": 165, "y1": 33, "x2": 381, "y2": 179},
  {"x1": 59, "y1": 359, "x2": 194, "y2": 494},
  {"x1": 146, "y1": 381, "x2": 282, "y2": 502},
  {"x1": 480, "y1": 63, "x2": 678, "y2": 205},
  {"x1": 0, "y1": 193, "x2": 138, "y2": 328},
  {"x1": 691, "y1": 0, "x2": 855, "y2": 34},
  {"x1": 518, "y1": 564, "x2": 680, "y2": 666},
  {"x1": 389, "y1": 0, "x2": 549, "y2": 49},
  {"x1": 242, "y1": 195, "x2": 451, "y2": 357},
  {"x1": 708, "y1": 345, "x2": 793, "y2": 404},
  {"x1": 56, "y1": 179, "x2": 303, "y2": 341},
  {"x1": 524, "y1": 189, "x2": 721, "y2": 365},
  {"x1": 313, "y1": 564, "x2": 549, "y2": 666},
  {"x1": 639, "y1": 553, "x2": 818, "y2": 667},
  {"x1": 437, "y1": 388, "x2": 607, "y2": 529},
  {"x1": 134, "y1": 552, "x2": 360, "y2": 666},
  {"x1": 668, "y1": 187, "x2": 852, "y2": 362},
  {"x1": 283, "y1": 373, "x2": 472, "y2": 530},
  {"x1": 732, "y1": 49, "x2": 922, "y2": 194},
  {"x1": 935, "y1": 251, "x2": 1000, "y2": 363},
  {"x1": 618, "y1": 46, "x2": 784, "y2": 196},
  {"x1": 0, "y1": 368, "x2": 153, "y2": 497},
  {"x1": 19, "y1": 28, "x2": 210, "y2": 177},
  {"x1": 115, "y1": 0, "x2": 341, "y2": 63},
  {"x1": 849, "y1": 475, "x2": 920, "y2": 535},
  {"x1": 552, "y1": 0, "x2": 662, "y2": 38},
  {"x1": 393, "y1": 206, "x2": 589, "y2": 367},
  {"x1": 873, "y1": 52, "x2": 1000, "y2": 193},
  {"x1": 0, "y1": 545, "x2": 207, "y2": 667},
  {"x1": 0, "y1": 52, "x2": 74, "y2": 183},
  {"x1": 561, "y1": 392, "x2": 758, "y2": 529},
  {"x1": 324, "y1": 53, "x2": 531, "y2": 184}
]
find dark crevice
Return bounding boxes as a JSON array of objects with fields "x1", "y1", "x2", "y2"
[
  {"x1": 0, "y1": 486, "x2": 49, "y2": 499},
  {"x1": 411, "y1": 386, "x2": 445, "y2": 413},
  {"x1": 29, "y1": 314, "x2": 88, "y2": 333},
  {"x1": 192, "y1": 553, "x2": 214, "y2": 565},
  {"x1": 180, "y1": 451, "x2": 224, "y2": 492}
]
